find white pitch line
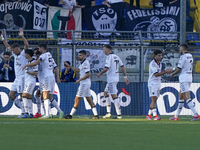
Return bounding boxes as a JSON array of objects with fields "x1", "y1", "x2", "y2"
[{"x1": 0, "y1": 122, "x2": 199, "y2": 125}]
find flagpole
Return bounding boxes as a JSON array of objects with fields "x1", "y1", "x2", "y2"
[{"x1": 179, "y1": 0, "x2": 186, "y2": 52}]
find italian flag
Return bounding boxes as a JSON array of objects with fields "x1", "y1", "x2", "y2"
[{"x1": 47, "y1": 6, "x2": 82, "y2": 39}]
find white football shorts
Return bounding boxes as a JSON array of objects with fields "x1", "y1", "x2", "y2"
[
  {"x1": 76, "y1": 83, "x2": 91, "y2": 97},
  {"x1": 42, "y1": 76, "x2": 55, "y2": 94},
  {"x1": 148, "y1": 83, "x2": 161, "y2": 97},
  {"x1": 10, "y1": 77, "x2": 25, "y2": 93},
  {"x1": 23, "y1": 81, "x2": 36, "y2": 95},
  {"x1": 104, "y1": 82, "x2": 118, "y2": 95},
  {"x1": 180, "y1": 82, "x2": 191, "y2": 93}
]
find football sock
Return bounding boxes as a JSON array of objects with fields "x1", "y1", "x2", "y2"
[
  {"x1": 175, "y1": 100, "x2": 184, "y2": 117},
  {"x1": 70, "y1": 107, "x2": 77, "y2": 116},
  {"x1": 27, "y1": 98, "x2": 33, "y2": 115},
  {"x1": 51, "y1": 98, "x2": 62, "y2": 113},
  {"x1": 34, "y1": 94, "x2": 41, "y2": 114},
  {"x1": 44, "y1": 99, "x2": 50, "y2": 116},
  {"x1": 187, "y1": 99, "x2": 198, "y2": 116},
  {"x1": 22, "y1": 97, "x2": 28, "y2": 113},
  {"x1": 21, "y1": 100, "x2": 25, "y2": 114},
  {"x1": 92, "y1": 106, "x2": 98, "y2": 116},
  {"x1": 105, "y1": 96, "x2": 111, "y2": 113},
  {"x1": 113, "y1": 97, "x2": 121, "y2": 116},
  {"x1": 152, "y1": 108, "x2": 157, "y2": 117},
  {"x1": 13, "y1": 97, "x2": 21, "y2": 108},
  {"x1": 42, "y1": 101, "x2": 46, "y2": 115},
  {"x1": 148, "y1": 108, "x2": 152, "y2": 116}
]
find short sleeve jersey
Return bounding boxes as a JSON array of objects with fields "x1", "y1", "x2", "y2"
[
  {"x1": 39, "y1": 52, "x2": 54, "y2": 78},
  {"x1": 25, "y1": 59, "x2": 38, "y2": 83},
  {"x1": 78, "y1": 59, "x2": 90, "y2": 84},
  {"x1": 177, "y1": 52, "x2": 193, "y2": 82},
  {"x1": 105, "y1": 54, "x2": 123, "y2": 83},
  {"x1": 12, "y1": 49, "x2": 27, "y2": 78},
  {"x1": 148, "y1": 59, "x2": 162, "y2": 86}
]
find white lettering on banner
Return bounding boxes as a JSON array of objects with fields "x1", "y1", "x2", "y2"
[
  {"x1": 0, "y1": 83, "x2": 60, "y2": 115},
  {"x1": 2, "y1": 2, "x2": 32, "y2": 13},
  {"x1": 127, "y1": 6, "x2": 180, "y2": 20},
  {"x1": 83, "y1": 90, "x2": 131, "y2": 110},
  {"x1": 33, "y1": 1, "x2": 47, "y2": 30},
  {"x1": 157, "y1": 83, "x2": 200, "y2": 116}
]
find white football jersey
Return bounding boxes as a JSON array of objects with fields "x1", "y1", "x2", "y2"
[
  {"x1": 78, "y1": 59, "x2": 90, "y2": 84},
  {"x1": 177, "y1": 52, "x2": 193, "y2": 82},
  {"x1": 39, "y1": 52, "x2": 54, "y2": 78},
  {"x1": 12, "y1": 49, "x2": 27, "y2": 78},
  {"x1": 25, "y1": 59, "x2": 38, "y2": 83},
  {"x1": 148, "y1": 59, "x2": 162, "y2": 86},
  {"x1": 105, "y1": 54, "x2": 123, "y2": 83}
]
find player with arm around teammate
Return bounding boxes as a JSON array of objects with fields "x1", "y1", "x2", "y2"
[
  {"x1": 1, "y1": 28, "x2": 29, "y2": 118},
  {"x1": 146, "y1": 50, "x2": 173, "y2": 120},
  {"x1": 63, "y1": 50, "x2": 99, "y2": 119},
  {"x1": 97, "y1": 44, "x2": 130, "y2": 119},
  {"x1": 169, "y1": 43, "x2": 200, "y2": 121},
  {"x1": 23, "y1": 43, "x2": 58, "y2": 119}
]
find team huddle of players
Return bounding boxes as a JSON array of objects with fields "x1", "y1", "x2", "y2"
[{"x1": 1, "y1": 28, "x2": 199, "y2": 121}]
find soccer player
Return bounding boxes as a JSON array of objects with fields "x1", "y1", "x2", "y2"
[
  {"x1": 63, "y1": 50, "x2": 99, "y2": 119},
  {"x1": 146, "y1": 50, "x2": 173, "y2": 120},
  {"x1": 1, "y1": 28, "x2": 28, "y2": 118},
  {"x1": 97, "y1": 44, "x2": 130, "y2": 119},
  {"x1": 169, "y1": 43, "x2": 200, "y2": 121},
  {"x1": 23, "y1": 43, "x2": 60, "y2": 119},
  {"x1": 21, "y1": 49, "x2": 38, "y2": 118},
  {"x1": 33, "y1": 50, "x2": 63, "y2": 119}
]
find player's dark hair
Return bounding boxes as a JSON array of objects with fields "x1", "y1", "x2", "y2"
[
  {"x1": 180, "y1": 43, "x2": 189, "y2": 50},
  {"x1": 39, "y1": 43, "x2": 47, "y2": 50},
  {"x1": 154, "y1": 50, "x2": 162, "y2": 56},
  {"x1": 11, "y1": 43, "x2": 20, "y2": 49},
  {"x1": 25, "y1": 49, "x2": 34, "y2": 57},
  {"x1": 79, "y1": 50, "x2": 86, "y2": 55},
  {"x1": 34, "y1": 47, "x2": 39, "y2": 51},
  {"x1": 3, "y1": 51, "x2": 10, "y2": 56},
  {"x1": 103, "y1": 44, "x2": 112, "y2": 50},
  {"x1": 35, "y1": 50, "x2": 41, "y2": 56}
]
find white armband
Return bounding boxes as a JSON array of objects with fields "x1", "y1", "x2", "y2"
[
  {"x1": 124, "y1": 76, "x2": 127, "y2": 79},
  {"x1": 1, "y1": 34, "x2": 4, "y2": 41}
]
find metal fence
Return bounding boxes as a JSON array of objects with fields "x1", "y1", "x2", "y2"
[{"x1": 1, "y1": 30, "x2": 200, "y2": 82}]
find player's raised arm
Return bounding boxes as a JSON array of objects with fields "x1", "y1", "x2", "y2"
[
  {"x1": 1, "y1": 30, "x2": 12, "y2": 52},
  {"x1": 18, "y1": 28, "x2": 29, "y2": 50}
]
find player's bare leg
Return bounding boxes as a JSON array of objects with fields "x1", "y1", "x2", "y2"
[
  {"x1": 85, "y1": 97, "x2": 99, "y2": 119},
  {"x1": 147, "y1": 96, "x2": 161, "y2": 120},
  {"x1": 64, "y1": 96, "x2": 82, "y2": 119},
  {"x1": 39, "y1": 91, "x2": 51, "y2": 119}
]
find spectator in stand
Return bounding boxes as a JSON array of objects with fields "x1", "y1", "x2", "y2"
[
  {"x1": 0, "y1": 51, "x2": 15, "y2": 82},
  {"x1": 60, "y1": 61, "x2": 77, "y2": 83},
  {"x1": 149, "y1": 0, "x2": 177, "y2": 8},
  {"x1": 58, "y1": 0, "x2": 76, "y2": 17},
  {"x1": 76, "y1": 0, "x2": 95, "y2": 30},
  {"x1": 130, "y1": 0, "x2": 140, "y2": 7},
  {"x1": 103, "y1": 0, "x2": 123, "y2": 7}
]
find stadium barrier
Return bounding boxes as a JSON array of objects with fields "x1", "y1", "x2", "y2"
[{"x1": 0, "y1": 82, "x2": 200, "y2": 116}]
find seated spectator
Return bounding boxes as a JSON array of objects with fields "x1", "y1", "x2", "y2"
[
  {"x1": 102, "y1": 0, "x2": 123, "y2": 7},
  {"x1": 149, "y1": 0, "x2": 177, "y2": 8},
  {"x1": 0, "y1": 52, "x2": 15, "y2": 82},
  {"x1": 60, "y1": 61, "x2": 77, "y2": 82}
]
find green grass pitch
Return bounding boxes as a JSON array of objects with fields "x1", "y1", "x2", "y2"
[{"x1": 0, "y1": 115, "x2": 200, "y2": 150}]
